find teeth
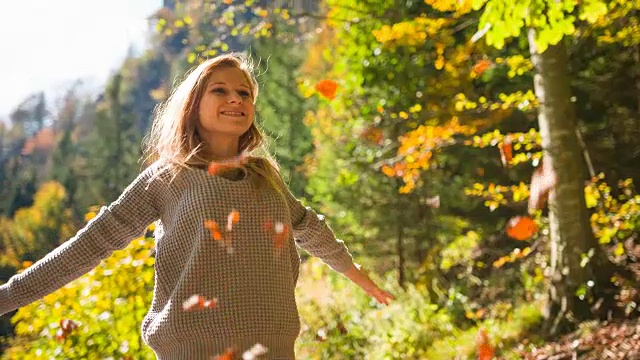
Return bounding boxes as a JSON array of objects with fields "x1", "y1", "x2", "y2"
[{"x1": 221, "y1": 111, "x2": 243, "y2": 116}]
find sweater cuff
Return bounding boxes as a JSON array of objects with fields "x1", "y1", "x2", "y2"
[{"x1": 0, "y1": 284, "x2": 16, "y2": 317}]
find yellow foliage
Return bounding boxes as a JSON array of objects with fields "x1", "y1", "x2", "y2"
[{"x1": 372, "y1": 17, "x2": 451, "y2": 47}]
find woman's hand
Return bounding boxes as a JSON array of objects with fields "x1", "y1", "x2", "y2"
[{"x1": 343, "y1": 263, "x2": 394, "y2": 305}]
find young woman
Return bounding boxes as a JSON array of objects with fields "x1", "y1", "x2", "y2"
[{"x1": 0, "y1": 53, "x2": 393, "y2": 359}]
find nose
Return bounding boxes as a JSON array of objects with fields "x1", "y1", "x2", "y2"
[{"x1": 228, "y1": 92, "x2": 243, "y2": 104}]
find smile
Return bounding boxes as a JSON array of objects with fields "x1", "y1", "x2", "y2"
[{"x1": 220, "y1": 111, "x2": 245, "y2": 117}]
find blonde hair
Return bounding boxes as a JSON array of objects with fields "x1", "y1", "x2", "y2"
[{"x1": 143, "y1": 52, "x2": 281, "y2": 189}]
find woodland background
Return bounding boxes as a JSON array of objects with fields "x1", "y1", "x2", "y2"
[{"x1": 0, "y1": 0, "x2": 639, "y2": 359}]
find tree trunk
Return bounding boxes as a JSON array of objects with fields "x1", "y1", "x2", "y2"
[
  {"x1": 397, "y1": 208, "x2": 406, "y2": 289},
  {"x1": 528, "y1": 29, "x2": 617, "y2": 335}
]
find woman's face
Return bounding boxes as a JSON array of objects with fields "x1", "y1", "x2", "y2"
[{"x1": 197, "y1": 66, "x2": 255, "y2": 145}]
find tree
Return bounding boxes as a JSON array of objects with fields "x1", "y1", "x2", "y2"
[
  {"x1": 424, "y1": 0, "x2": 639, "y2": 333},
  {"x1": 81, "y1": 72, "x2": 142, "y2": 204}
]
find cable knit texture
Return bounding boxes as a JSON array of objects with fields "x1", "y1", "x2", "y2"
[{"x1": 0, "y1": 159, "x2": 354, "y2": 359}]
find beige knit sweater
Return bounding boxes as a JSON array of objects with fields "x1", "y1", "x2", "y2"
[{"x1": 0, "y1": 160, "x2": 355, "y2": 359}]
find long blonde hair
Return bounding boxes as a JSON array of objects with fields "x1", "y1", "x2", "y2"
[{"x1": 143, "y1": 52, "x2": 281, "y2": 189}]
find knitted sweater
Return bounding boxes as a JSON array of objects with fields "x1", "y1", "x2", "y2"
[{"x1": 0, "y1": 159, "x2": 355, "y2": 359}]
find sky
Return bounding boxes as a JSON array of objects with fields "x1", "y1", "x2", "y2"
[{"x1": 0, "y1": 0, "x2": 162, "y2": 121}]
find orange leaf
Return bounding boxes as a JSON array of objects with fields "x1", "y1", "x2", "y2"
[
  {"x1": 506, "y1": 216, "x2": 538, "y2": 241},
  {"x1": 204, "y1": 220, "x2": 223, "y2": 241},
  {"x1": 227, "y1": 210, "x2": 240, "y2": 231},
  {"x1": 472, "y1": 59, "x2": 492, "y2": 75},
  {"x1": 476, "y1": 328, "x2": 494, "y2": 360},
  {"x1": 315, "y1": 79, "x2": 338, "y2": 100},
  {"x1": 381, "y1": 165, "x2": 396, "y2": 177},
  {"x1": 499, "y1": 135, "x2": 513, "y2": 167},
  {"x1": 214, "y1": 348, "x2": 236, "y2": 360},
  {"x1": 273, "y1": 222, "x2": 290, "y2": 248}
]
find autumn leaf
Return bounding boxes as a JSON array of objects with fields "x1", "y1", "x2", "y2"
[
  {"x1": 214, "y1": 348, "x2": 236, "y2": 360},
  {"x1": 56, "y1": 319, "x2": 79, "y2": 342},
  {"x1": 182, "y1": 295, "x2": 218, "y2": 311},
  {"x1": 204, "y1": 220, "x2": 223, "y2": 241},
  {"x1": 499, "y1": 134, "x2": 513, "y2": 167},
  {"x1": 315, "y1": 79, "x2": 339, "y2": 100},
  {"x1": 476, "y1": 328, "x2": 494, "y2": 360},
  {"x1": 242, "y1": 343, "x2": 269, "y2": 359},
  {"x1": 227, "y1": 210, "x2": 240, "y2": 231},
  {"x1": 506, "y1": 215, "x2": 538, "y2": 241},
  {"x1": 528, "y1": 156, "x2": 557, "y2": 212},
  {"x1": 208, "y1": 155, "x2": 249, "y2": 176},
  {"x1": 273, "y1": 222, "x2": 290, "y2": 249},
  {"x1": 359, "y1": 126, "x2": 385, "y2": 145},
  {"x1": 423, "y1": 195, "x2": 440, "y2": 209},
  {"x1": 472, "y1": 59, "x2": 493, "y2": 75}
]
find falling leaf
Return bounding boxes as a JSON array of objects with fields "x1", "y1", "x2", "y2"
[
  {"x1": 528, "y1": 156, "x2": 557, "y2": 212},
  {"x1": 499, "y1": 134, "x2": 513, "y2": 167},
  {"x1": 204, "y1": 220, "x2": 223, "y2": 241},
  {"x1": 476, "y1": 328, "x2": 494, "y2": 360},
  {"x1": 315, "y1": 79, "x2": 339, "y2": 100},
  {"x1": 424, "y1": 195, "x2": 440, "y2": 209},
  {"x1": 227, "y1": 210, "x2": 240, "y2": 231},
  {"x1": 472, "y1": 59, "x2": 493, "y2": 75},
  {"x1": 60, "y1": 319, "x2": 78, "y2": 332},
  {"x1": 56, "y1": 319, "x2": 79, "y2": 342},
  {"x1": 208, "y1": 155, "x2": 249, "y2": 176},
  {"x1": 242, "y1": 343, "x2": 269, "y2": 359},
  {"x1": 263, "y1": 219, "x2": 273, "y2": 231},
  {"x1": 182, "y1": 294, "x2": 218, "y2": 311},
  {"x1": 214, "y1": 348, "x2": 236, "y2": 360},
  {"x1": 359, "y1": 126, "x2": 385, "y2": 145},
  {"x1": 506, "y1": 216, "x2": 538, "y2": 241},
  {"x1": 273, "y1": 222, "x2": 290, "y2": 249}
]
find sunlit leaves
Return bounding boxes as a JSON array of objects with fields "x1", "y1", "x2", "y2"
[
  {"x1": 372, "y1": 17, "x2": 451, "y2": 47},
  {"x1": 588, "y1": 175, "x2": 640, "y2": 247},
  {"x1": 5, "y1": 229, "x2": 157, "y2": 359},
  {"x1": 465, "y1": 182, "x2": 530, "y2": 211},
  {"x1": 493, "y1": 246, "x2": 533, "y2": 268}
]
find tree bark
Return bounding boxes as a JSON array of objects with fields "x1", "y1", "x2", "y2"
[{"x1": 528, "y1": 29, "x2": 617, "y2": 335}]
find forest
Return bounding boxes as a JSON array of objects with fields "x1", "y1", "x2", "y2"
[{"x1": 0, "y1": 0, "x2": 639, "y2": 358}]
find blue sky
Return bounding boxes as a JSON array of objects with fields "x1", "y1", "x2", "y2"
[{"x1": 0, "y1": 0, "x2": 162, "y2": 121}]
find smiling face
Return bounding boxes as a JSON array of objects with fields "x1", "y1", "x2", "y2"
[{"x1": 197, "y1": 66, "x2": 255, "y2": 151}]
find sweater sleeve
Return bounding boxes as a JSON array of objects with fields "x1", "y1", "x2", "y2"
[
  {"x1": 0, "y1": 163, "x2": 164, "y2": 316},
  {"x1": 279, "y1": 181, "x2": 354, "y2": 273}
]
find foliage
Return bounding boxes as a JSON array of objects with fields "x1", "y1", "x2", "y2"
[
  {"x1": 295, "y1": 257, "x2": 543, "y2": 359},
  {"x1": 2, "y1": 231, "x2": 156, "y2": 359},
  {"x1": 1, "y1": 181, "x2": 76, "y2": 263}
]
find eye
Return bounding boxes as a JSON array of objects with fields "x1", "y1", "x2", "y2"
[
  {"x1": 238, "y1": 90, "x2": 251, "y2": 99},
  {"x1": 211, "y1": 88, "x2": 227, "y2": 94}
]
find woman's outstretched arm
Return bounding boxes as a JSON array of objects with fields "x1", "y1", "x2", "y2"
[
  {"x1": 0, "y1": 163, "x2": 164, "y2": 316},
  {"x1": 278, "y1": 177, "x2": 393, "y2": 305}
]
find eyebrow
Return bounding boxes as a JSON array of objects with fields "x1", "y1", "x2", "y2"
[{"x1": 209, "y1": 81, "x2": 251, "y2": 90}]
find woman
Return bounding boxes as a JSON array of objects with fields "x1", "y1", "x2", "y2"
[{"x1": 0, "y1": 52, "x2": 393, "y2": 359}]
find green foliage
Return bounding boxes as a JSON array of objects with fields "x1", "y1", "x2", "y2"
[
  {"x1": 1, "y1": 181, "x2": 76, "y2": 263},
  {"x1": 2, "y1": 234, "x2": 156, "y2": 359},
  {"x1": 475, "y1": 0, "x2": 609, "y2": 52},
  {"x1": 295, "y1": 258, "x2": 543, "y2": 359}
]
